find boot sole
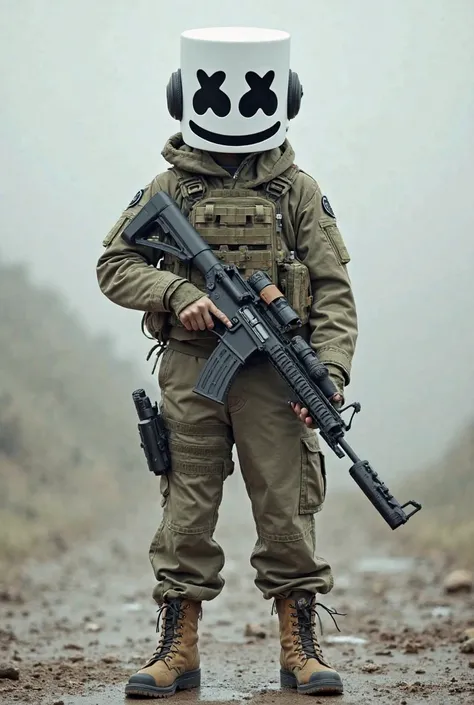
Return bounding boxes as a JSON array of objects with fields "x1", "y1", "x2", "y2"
[
  {"x1": 280, "y1": 669, "x2": 344, "y2": 695},
  {"x1": 125, "y1": 668, "x2": 201, "y2": 698}
]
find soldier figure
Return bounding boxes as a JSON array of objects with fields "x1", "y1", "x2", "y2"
[{"x1": 97, "y1": 26, "x2": 358, "y2": 698}]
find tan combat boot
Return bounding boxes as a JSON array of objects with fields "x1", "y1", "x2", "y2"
[
  {"x1": 125, "y1": 598, "x2": 201, "y2": 698},
  {"x1": 275, "y1": 593, "x2": 343, "y2": 695}
]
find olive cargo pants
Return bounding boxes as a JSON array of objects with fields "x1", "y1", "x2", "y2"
[{"x1": 149, "y1": 344, "x2": 333, "y2": 603}]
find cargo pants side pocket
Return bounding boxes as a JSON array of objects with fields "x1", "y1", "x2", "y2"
[{"x1": 299, "y1": 434, "x2": 327, "y2": 514}]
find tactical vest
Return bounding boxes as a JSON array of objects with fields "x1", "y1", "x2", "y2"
[{"x1": 157, "y1": 165, "x2": 313, "y2": 330}]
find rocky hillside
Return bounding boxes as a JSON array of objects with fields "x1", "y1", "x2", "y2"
[
  {"x1": 399, "y1": 419, "x2": 474, "y2": 564},
  {"x1": 0, "y1": 259, "x2": 147, "y2": 570},
  {"x1": 336, "y1": 419, "x2": 474, "y2": 567}
]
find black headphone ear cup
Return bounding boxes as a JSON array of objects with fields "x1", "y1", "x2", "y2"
[
  {"x1": 287, "y1": 69, "x2": 303, "y2": 120},
  {"x1": 166, "y1": 69, "x2": 183, "y2": 120}
]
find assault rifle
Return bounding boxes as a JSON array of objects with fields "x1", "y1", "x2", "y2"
[{"x1": 122, "y1": 192, "x2": 422, "y2": 530}]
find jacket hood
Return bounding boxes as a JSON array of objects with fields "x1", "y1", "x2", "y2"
[{"x1": 161, "y1": 132, "x2": 296, "y2": 189}]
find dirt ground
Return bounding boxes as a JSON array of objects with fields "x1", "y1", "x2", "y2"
[{"x1": 1, "y1": 482, "x2": 473, "y2": 705}]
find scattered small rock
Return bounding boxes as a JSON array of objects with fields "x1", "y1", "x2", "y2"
[
  {"x1": 84, "y1": 622, "x2": 101, "y2": 633},
  {"x1": 379, "y1": 631, "x2": 397, "y2": 642},
  {"x1": 415, "y1": 669, "x2": 426, "y2": 674},
  {"x1": 69, "y1": 655, "x2": 84, "y2": 663},
  {"x1": 431, "y1": 606, "x2": 452, "y2": 618},
  {"x1": 64, "y1": 643, "x2": 83, "y2": 651},
  {"x1": 371, "y1": 580, "x2": 388, "y2": 597},
  {"x1": 53, "y1": 700, "x2": 65, "y2": 705},
  {"x1": 0, "y1": 664, "x2": 20, "y2": 680},
  {"x1": 443, "y1": 569, "x2": 473, "y2": 594},
  {"x1": 361, "y1": 662, "x2": 382, "y2": 673},
  {"x1": 460, "y1": 638, "x2": 474, "y2": 654},
  {"x1": 0, "y1": 589, "x2": 24, "y2": 604},
  {"x1": 244, "y1": 623, "x2": 267, "y2": 639},
  {"x1": 403, "y1": 640, "x2": 423, "y2": 654},
  {"x1": 405, "y1": 681, "x2": 423, "y2": 693},
  {"x1": 469, "y1": 660, "x2": 474, "y2": 669},
  {"x1": 0, "y1": 628, "x2": 16, "y2": 643},
  {"x1": 101, "y1": 654, "x2": 119, "y2": 664}
]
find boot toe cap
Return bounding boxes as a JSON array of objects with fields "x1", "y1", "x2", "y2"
[
  {"x1": 127, "y1": 673, "x2": 157, "y2": 686},
  {"x1": 308, "y1": 670, "x2": 343, "y2": 692}
]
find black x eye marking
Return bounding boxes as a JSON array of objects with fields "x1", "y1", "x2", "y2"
[
  {"x1": 193, "y1": 69, "x2": 231, "y2": 117},
  {"x1": 239, "y1": 70, "x2": 278, "y2": 118},
  {"x1": 189, "y1": 68, "x2": 281, "y2": 145}
]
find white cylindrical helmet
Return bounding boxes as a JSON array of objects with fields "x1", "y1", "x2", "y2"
[{"x1": 166, "y1": 26, "x2": 303, "y2": 153}]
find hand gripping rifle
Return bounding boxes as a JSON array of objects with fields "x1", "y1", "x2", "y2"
[{"x1": 123, "y1": 192, "x2": 422, "y2": 530}]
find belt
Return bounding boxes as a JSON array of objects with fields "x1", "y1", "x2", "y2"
[
  {"x1": 167, "y1": 337, "x2": 216, "y2": 359},
  {"x1": 166, "y1": 337, "x2": 269, "y2": 369}
]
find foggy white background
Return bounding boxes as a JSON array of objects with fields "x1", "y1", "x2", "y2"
[{"x1": 1, "y1": 0, "x2": 473, "y2": 490}]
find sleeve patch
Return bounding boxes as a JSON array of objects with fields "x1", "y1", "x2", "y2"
[
  {"x1": 321, "y1": 195, "x2": 335, "y2": 218},
  {"x1": 127, "y1": 189, "x2": 144, "y2": 208}
]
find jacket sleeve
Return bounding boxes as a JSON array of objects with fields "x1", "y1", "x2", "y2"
[
  {"x1": 96, "y1": 179, "x2": 204, "y2": 314},
  {"x1": 294, "y1": 183, "x2": 358, "y2": 389}
]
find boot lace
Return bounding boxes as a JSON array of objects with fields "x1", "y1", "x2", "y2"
[
  {"x1": 276, "y1": 596, "x2": 345, "y2": 666},
  {"x1": 143, "y1": 599, "x2": 185, "y2": 669}
]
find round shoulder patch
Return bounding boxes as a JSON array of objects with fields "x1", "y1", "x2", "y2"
[
  {"x1": 127, "y1": 189, "x2": 144, "y2": 208},
  {"x1": 321, "y1": 195, "x2": 335, "y2": 218}
]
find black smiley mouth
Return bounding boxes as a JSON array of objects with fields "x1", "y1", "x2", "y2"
[{"x1": 189, "y1": 120, "x2": 281, "y2": 146}]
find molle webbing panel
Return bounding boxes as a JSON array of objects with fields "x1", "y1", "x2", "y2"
[{"x1": 163, "y1": 189, "x2": 287, "y2": 290}]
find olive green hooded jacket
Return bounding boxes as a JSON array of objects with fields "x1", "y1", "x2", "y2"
[{"x1": 97, "y1": 133, "x2": 358, "y2": 391}]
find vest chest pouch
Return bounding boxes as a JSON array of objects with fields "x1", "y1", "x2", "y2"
[
  {"x1": 161, "y1": 178, "x2": 312, "y2": 327},
  {"x1": 278, "y1": 260, "x2": 312, "y2": 327},
  {"x1": 190, "y1": 189, "x2": 285, "y2": 288}
]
